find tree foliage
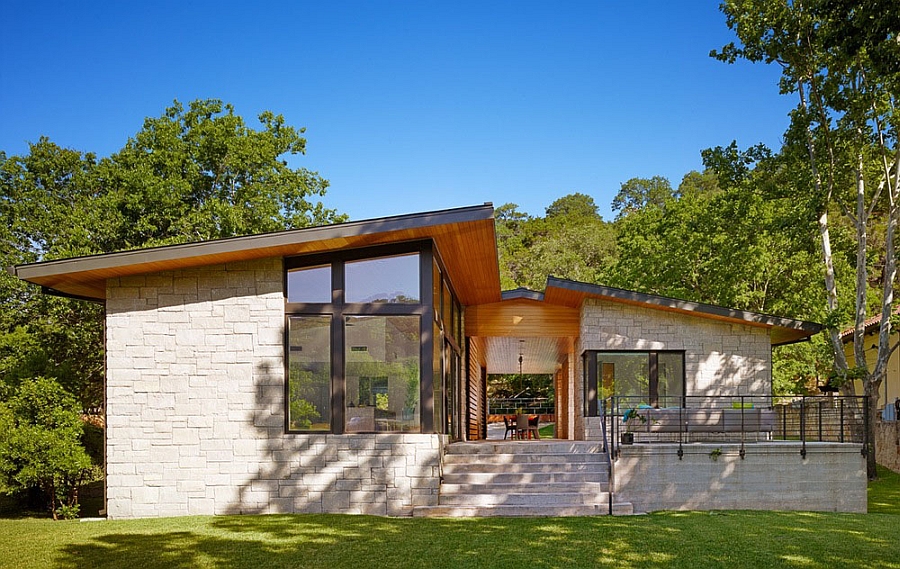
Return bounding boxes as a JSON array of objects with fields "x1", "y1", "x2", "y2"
[
  {"x1": 496, "y1": 194, "x2": 617, "y2": 290},
  {"x1": 0, "y1": 99, "x2": 345, "y2": 411},
  {"x1": 714, "y1": 0, "x2": 900, "y2": 478},
  {"x1": 611, "y1": 176, "x2": 677, "y2": 219},
  {"x1": 0, "y1": 377, "x2": 100, "y2": 519}
]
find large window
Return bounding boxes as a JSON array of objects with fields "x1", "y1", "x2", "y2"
[
  {"x1": 345, "y1": 316, "x2": 420, "y2": 432},
  {"x1": 584, "y1": 350, "x2": 684, "y2": 416},
  {"x1": 285, "y1": 243, "x2": 447, "y2": 434}
]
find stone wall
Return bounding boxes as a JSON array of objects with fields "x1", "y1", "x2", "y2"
[
  {"x1": 579, "y1": 299, "x2": 772, "y2": 398},
  {"x1": 876, "y1": 419, "x2": 900, "y2": 473},
  {"x1": 105, "y1": 258, "x2": 443, "y2": 519},
  {"x1": 614, "y1": 442, "x2": 867, "y2": 513}
]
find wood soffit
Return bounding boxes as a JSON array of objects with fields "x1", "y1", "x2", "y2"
[{"x1": 10, "y1": 204, "x2": 502, "y2": 306}]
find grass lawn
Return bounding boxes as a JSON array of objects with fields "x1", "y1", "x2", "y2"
[{"x1": 2, "y1": 467, "x2": 898, "y2": 569}]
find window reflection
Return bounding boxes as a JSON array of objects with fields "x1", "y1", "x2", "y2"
[
  {"x1": 345, "y1": 254, "x2": 419, "y2": 303},
  {"x1": 288, "y1": 316, "x2": 331, "y2": 431},
  {"x1": 345, "y1": 315, "x2": 421, "y2": 433},
  {"x1": 287, "y1": 265, "x2": 331, "y2": 304}
]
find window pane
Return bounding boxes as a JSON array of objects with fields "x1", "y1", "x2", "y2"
[
  {"x1": 442, "y1": 280, "x2": 452, "y2": 330},
  {"x1": 433, "y1": 261, "x2": 441, "y2": 321},
  {"x1": 658, "y1": 353, "x2": 684, "y2": 407},
  {"x1": 287, "y1": 265, "x2": 331, "y2": 303},
  {"x1": 345, "y1": 315, "x2": 421, "y2": 433},
  {"x1": 596, "y1": 352, "x2": 650, "y2": 407},
  {"x1": 345, "y1": 253, "x2": 419, "y2": 303},
  {"x1": 288, "y1": 316, "x2": 331, "y2": 431},
  {"x1": 433, "y1": 321, "x2": 443, "y2": 432}
]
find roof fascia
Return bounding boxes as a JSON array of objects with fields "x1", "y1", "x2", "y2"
[
  {"x1": 11, "y1": 204, "x2": 495, "y2": 281},
  {"x1": 545, "y1": 276, "x2": 822, "y2": 335}
]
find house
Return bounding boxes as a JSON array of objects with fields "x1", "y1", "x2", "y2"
[
  {"x1": 841, "y1": 310, "x2": 900, "y2": 473},
  {"x1": 9, "y1": 203, "x2": 867, "y2": 517},
  {"x1": 840, "y1": 308, "x2": 900, "y2": 414}
]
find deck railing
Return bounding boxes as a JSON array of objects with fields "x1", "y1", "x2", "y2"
[
  {"x1": 489, "y1": 397, "x2": 554, "y2": 416},
  {"x1": 604, "y1": 394, "x2": 868, "y2": 459}
]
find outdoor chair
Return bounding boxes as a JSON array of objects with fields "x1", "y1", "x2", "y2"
[
  {"x1": 517, "y1": 414, "x2": 540, "y2": 439},
  {"x1": 503, "y1": 416, "x2": 517, "y2": 439}
]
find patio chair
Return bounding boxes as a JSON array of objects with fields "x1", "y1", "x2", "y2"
[
  {"x1": 503, "y1": 416, "x2": 517, "y2": 439},
  {"x1": 517, "y1": 414, "x2": 540, "y2": 440}
]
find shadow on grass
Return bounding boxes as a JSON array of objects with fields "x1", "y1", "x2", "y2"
[{"x1": 48, "y1": 511, "x2": 900, "y2": 569}]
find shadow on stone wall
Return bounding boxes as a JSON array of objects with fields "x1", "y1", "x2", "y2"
[{"x1": 222, "y1": 356, "x2": 440, "y2": 516}]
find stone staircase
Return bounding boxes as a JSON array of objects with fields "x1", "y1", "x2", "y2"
[{"x1": 412, "y1": 440, "x2": 633, "y2": 517}]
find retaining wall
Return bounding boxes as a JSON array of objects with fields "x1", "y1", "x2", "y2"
[
  {"x1": 614, "y1": 442, "x2": 866, "y2": 513},
  {"x1": 876, "y1": 419, "x2": 900, "y2": 473}
]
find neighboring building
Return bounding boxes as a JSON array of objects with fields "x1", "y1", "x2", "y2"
[
  {"x1": 10, "y1": 204, "x2": 867, "y2": 518},
  {"x1": 840, "y1": 308, "x2": 900, "y2": 416}
]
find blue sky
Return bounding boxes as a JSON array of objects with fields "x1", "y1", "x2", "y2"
[{"x1": 0, "y1": 2, "x2": 793, "y2": 222}]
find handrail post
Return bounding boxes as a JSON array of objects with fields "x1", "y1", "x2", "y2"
[
  {"x1": 782, "y1": 401, "x2": 787, "y2": 440},
  {"x1": 800, "y1": 397, "x2": 807, "y2": 459}
]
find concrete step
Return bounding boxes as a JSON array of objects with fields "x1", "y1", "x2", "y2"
[
  {"x1": 442, "y1": 462, "x2": 604, "y2": 474},
  {"x1": 442, "y1": 472, "x2": 607, "y2": 485},
  {"x1": 412, "y1": 503, "x2": 634, "y2": 517},
  {"x1": 439, "y1": 491, "x2": 610, "y2": 506},
  {"x1": 439, "y1": 482, "x2": 608, "y2": 495},
  {"x1": 446, "y1": 442, "x2": 604, "y2": 455},
  {"x1": 442, "y1": 452, "x2": 606, "y2": 465}
]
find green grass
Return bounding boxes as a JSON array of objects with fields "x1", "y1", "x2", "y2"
[
  {"x1": 869, "y1": 464, "x2": 900, "y2": 515},
  {"x1": 1, "y1": 467, "x2": 898, "y2": 569},
  {"x1": 538, "y1": 423, "x2": 555, "y2": 438}
]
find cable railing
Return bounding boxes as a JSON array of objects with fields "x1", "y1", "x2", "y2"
[
  {"x1": 489, "y1": 397, "x2": 554, "y2": 416},
  {"x1": 604, "y1": 395, "x2": 868, "y2": 459}
]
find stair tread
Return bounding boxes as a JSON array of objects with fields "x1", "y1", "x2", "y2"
[
  {"x1": 412, "y1": 504, "x2": 633, "y2": 517},
  {"x1": 430, "y1": 440, "x2": 622, "y2": 517}
]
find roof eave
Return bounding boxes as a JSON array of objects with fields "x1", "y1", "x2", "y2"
[{"x1": 544, "y1": 276, "x2": 822, "y2": 344}]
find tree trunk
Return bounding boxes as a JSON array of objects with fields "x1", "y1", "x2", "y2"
[{"x1": 864, "y1": 377, "x2": 882, "y2": 479}]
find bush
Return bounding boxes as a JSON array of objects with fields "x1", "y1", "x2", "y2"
[{"x1": 0, "y1": 377, "x2": 101, "y2": 519}]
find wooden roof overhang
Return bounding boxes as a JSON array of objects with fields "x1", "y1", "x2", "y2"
[
  {"x1": 543, "y1": 277, "x2": 822, "y2": 347},
  {"x1": 9, "y1": 204, "x2": 502, "y2": 306}
]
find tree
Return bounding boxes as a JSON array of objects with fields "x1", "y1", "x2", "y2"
[
  {"x1": 611, "y1": 176, "x2": 677, "y2": 219},
  {"x1": 715, "y1": 0, "x2": 900, "y2": 478},
  {"x1": 0, "y1": 377, "x2": 100, "y2": 519},
  {"x1": 96, "y1": 99, "x2": 344, "y2": 249},
  {"x1": 1, "y1": 100, "x2": 346, "y2": 412},
  {"x1": 495, "y1": 195, "x2": 617, "y2": 290}
]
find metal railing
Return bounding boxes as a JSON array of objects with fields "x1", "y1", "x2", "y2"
[
  {"x1": 489, "y1": 397, "x2": 554, "y2": 416},
  {"x1": 605, "y1": 395, "x2": 868, "y2": 459}
]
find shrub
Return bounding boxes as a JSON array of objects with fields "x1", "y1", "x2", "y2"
[{"x1": 0, "y1": 377, "x2": 100, "y2": 519}]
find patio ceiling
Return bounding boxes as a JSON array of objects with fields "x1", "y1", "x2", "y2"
[{"x1": 483, "y1": 337, "x2": 570, "y2": 375}]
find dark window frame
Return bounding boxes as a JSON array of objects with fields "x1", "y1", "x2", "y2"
[
  {"x1": 284, "y1": 240, "x2": 454, "y2": 434},
  {"x1": 582, "y1": 350, "x2": 686, "y2": 417}
]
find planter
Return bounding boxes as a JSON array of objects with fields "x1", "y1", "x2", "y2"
[{"x1": 621, "y1": 432, "x2": 634, "y2": 445}]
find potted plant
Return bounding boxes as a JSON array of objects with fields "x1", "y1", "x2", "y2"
[{"x1": 621, "y1": 408, "x2": 647, "y2": 445}]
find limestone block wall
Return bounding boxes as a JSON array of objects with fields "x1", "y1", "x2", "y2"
[
  {"x1": 614, "y1": 443, "x2": 867, "y2": 513},
  {"x1": 876, "y1": 419, "x2": 900, "y2": 473},
  {"x1": 105, "y1": 258, "x2": 443, "y2": 519},
  {"x1": 579, "y1": 299, "x2": 772, "y2": 399}
]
